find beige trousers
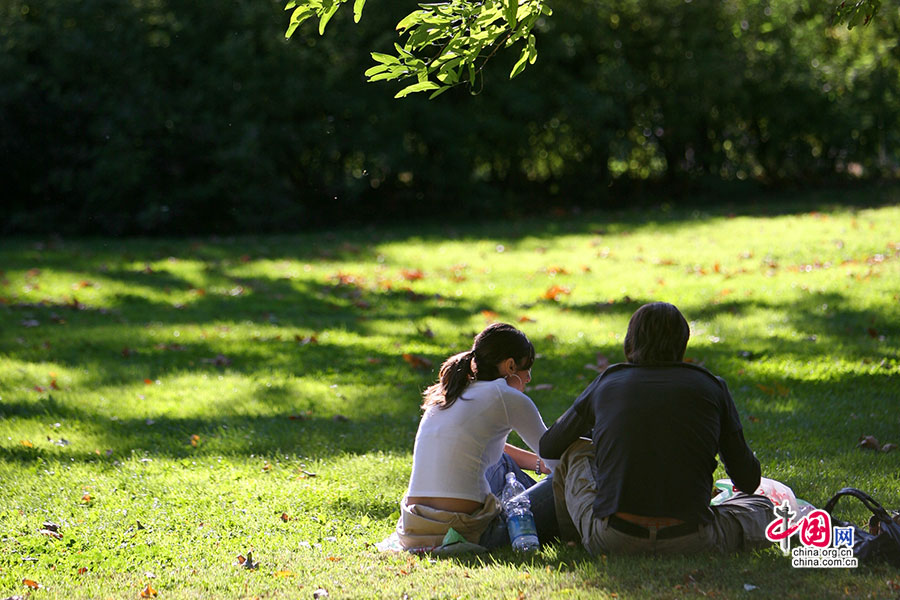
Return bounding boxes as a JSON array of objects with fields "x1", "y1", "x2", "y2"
[
  {"x1": 553, "y1": 439, "x2": 775, "y2": 555},
  {"x1": 395, "y1": 494, "x2": 501, "y2": 550}
]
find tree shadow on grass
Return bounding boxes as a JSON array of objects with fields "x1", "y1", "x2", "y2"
[{"x1": 0, "y1": 407, "x2": 413, "y2": 465}]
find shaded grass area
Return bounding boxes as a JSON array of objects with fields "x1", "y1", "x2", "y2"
[{"x1": 1, "y1": 189, "x2": 899, "y2": 598}]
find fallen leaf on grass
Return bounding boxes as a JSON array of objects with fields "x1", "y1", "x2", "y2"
[
  {"x1": 858, "y1": 435, "x2": 881, "y2": 450},
  {"x1": 288, "y1": 411, "x2": 312, "y2": 421},
  {"x1": 273, "y1": 570, "x2": 293, "y2": 578},
  {"x1": 189, "y1": 434, "x2": 200, "y2": 447},
  {"x1": 518, "y1": 316, "x2": 536, "y2": 323},
  {"x1": 887, "y1": 580, "x2": 900, "y2": 592},
  {"x1": 544, "y1": 265, "x2": 568, "y2": 276},
  {"x1": 201, "y1": 354, "x2": 232, "y2": 367},
  {"x1": 402, "y1": 354, "x2": 433, "y2": 370},
  {"x1": 400, "y1": 269, "x2": 424, "y2": 281},
  {"x1": 236, "y1": 552, "x2": 259, "y2": 570},
  {"x1": 584, "y1": 353, "x2": 611, "y2": 374},
  {"x1": 313, "y1": 589, "x2": 329, "y2": 599},
  {"x1": 77, "y1": 567, "x2": 88, "y2": 575},
  {"x1": 140, "y1": 583, "x2": 158, "y2": 597},
  {"x1": 42, "y1": 521, "x2": 60, "y2": 532},
  {"x1": 20, "y1": 440, "x2": 34, "y2": 448},
  {"x1": 542, "y1": 285, "x2": 571, "y2": 301},
  {"x1": 295, "y1": 334, "x2": 318, "y2": 345},
  {"x1": 326, "y1": 556, "x2": 342, "y2": 562},
  {"x1": 858, "y1": 436, "x2": 897, "y2": 453},
  {"x1": 81, "y1": 493, "x2": 92, "y2": 503},
  {"x1": 756, "y1": 383, "x2": 789, "y2": 397},
  {"x1": 280, "y1": 512, "x2": 291, "y2": 522},
  {"x1": 154, "y1": 343, "x2": 187, "y2": 351},
  {"x1": 481, "y1": 310, "x2": 499, "y2": 321},
  {"x1": 22, "y1": 579, "x2": 42, "y2": 589},
  {"x1": 262, "y1": 462, "x2": 273, "y2": 472}
]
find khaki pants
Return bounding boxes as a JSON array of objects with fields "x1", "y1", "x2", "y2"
[
  {"x1": 553, "y1": 439, "x2": 774, "y2": 555},
  {"x1": 395, "y1": 494, "x2": 501, "y2": 550}
]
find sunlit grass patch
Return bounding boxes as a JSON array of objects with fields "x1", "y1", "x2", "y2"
[{"x1": 1, "y1": 195, "x2": 899, "y2": 598}]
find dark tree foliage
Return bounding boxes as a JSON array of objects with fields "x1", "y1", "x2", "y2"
[{"x1": 1, "y1": 0, "x2": 898, "y2": 235}]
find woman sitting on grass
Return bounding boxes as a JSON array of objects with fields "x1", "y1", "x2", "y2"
[{"x1": 396, "y1": 323, "x2": 558, "y2": 550}]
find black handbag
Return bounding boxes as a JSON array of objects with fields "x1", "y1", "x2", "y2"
[{"x1": 824, "y1": 487, "x2": 900, "y2": 567}]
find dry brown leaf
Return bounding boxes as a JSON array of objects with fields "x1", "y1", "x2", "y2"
[
  {"x1": 40, "y1": 529, "x2": 62, "y2": 540},
  {"x1": 20, "y1": 440, "x2": 34, "y2": 448},
  {"x1": 402, "y1": 353, "x2": 433, "y2": 370},
  {"x1": 201, "y1": 354, "x2": 231, "y2": 367},
  {"x1": 77, "y1": 567, "x2": 88, "y2": 575},
  {"x1": 400, "y1": 269, "x2": 424, "y2": 281},
  {"x1": 22, "y1": 578, "x2": 42, "y2": 589},
  {"x1": 140, "y1": 583, "x2": 158, "y2": 597},
  {"x1": 542, "y1": 285, "x2": 571, "y2": 301},
  {"x1": 280, "y1": 512, "x2": 291, "y2": 522},
  {"x1": 481, "y1": 310, "x2": 499, "y2": 321},
  {"x1": 858, "y1": 435, "x2": 881, "y2": 450},
  {"x1": 189, "y1": 434, "x2": 200, "y2": 447}
]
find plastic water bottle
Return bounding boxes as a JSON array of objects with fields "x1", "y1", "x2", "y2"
[{"x1": 501, "y1": 471, "x2": 540, "y2": 552}]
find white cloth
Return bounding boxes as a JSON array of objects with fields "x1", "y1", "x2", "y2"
[{"x1": 405, "y1": 378, "x2": 557, "y2": 502}]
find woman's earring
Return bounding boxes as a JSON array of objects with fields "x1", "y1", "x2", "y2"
[{"x1": 506, "y1": 373, "x2": 523, "y2": 387}]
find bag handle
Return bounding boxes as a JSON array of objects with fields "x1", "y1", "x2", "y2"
[{"x1": 824, "y1": 487, "x2": 893, "y2": 523}]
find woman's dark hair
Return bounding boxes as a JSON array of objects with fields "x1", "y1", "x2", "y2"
[
  {"x1": 623, "y1": 302, "x2": 690, "y2": 364},
  {"x1": 422, "y1": 323, "x2": 535, "y2": 409}
]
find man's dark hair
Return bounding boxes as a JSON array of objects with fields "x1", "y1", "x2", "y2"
[{"x1": 623, "y1": 302, "x2": 690, "y2": 364}]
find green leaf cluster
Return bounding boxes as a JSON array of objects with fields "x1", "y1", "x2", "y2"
[
  {"x1": 287, "y1": 0, "x2": 551, "y2": 97},
  {"x1": 831, "y1": 0, "x2": 882, "y2": 29},
  {"x1": 285, "y1": 0, "x2": 367, "y2": 37}
]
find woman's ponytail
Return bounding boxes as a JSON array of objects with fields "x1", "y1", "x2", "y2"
[{"x1": 422, "y1": 350, "x2": 474, "y2": 409}]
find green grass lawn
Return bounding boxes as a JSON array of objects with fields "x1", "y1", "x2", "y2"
[{"x1": 2, "y1": 189, "x2": 899, "y2": 599}]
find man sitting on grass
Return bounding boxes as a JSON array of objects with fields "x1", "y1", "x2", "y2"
[{"x1": 540, "y1": 302, "x2": 773, "y2": 554}]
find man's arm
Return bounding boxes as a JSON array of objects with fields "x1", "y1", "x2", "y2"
[
  {"x1": 539, "y1": 381, "x2": 597, "y2": 459},
  {"x1": 716, "y1": 377, "x2": 761, "y2": 493},
  {"x1": 719, "y1": 429, "x2": 761, "y2": 494}
]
